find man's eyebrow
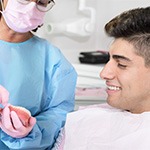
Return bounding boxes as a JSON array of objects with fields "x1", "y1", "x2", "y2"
[{"x1": 112, "y1": 54, "x2": 132, "y2": 62}]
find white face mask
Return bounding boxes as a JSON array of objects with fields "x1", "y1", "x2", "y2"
[{"x1": 0, "y1": 0, "x2": 46, "y2": 33}]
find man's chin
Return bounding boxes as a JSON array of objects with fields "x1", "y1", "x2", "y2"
[{"x1": 106, "y1": 97, "x2": 119, "y2": 108}]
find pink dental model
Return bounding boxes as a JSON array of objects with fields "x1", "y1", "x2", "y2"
[
  {"x1": 0, "y1": 85, "x2": 31, "y2": 127},
  {"x1": 9, "y1": 105, "x2": 31, "y2": 127}
]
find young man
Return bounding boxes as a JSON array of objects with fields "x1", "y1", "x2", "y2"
[
  {"x1": 53, "y1": 6, "x2": 150, "y2": 150},
  {"x1": 101, "y1": 6, "x2": 150, "y2": 114}
]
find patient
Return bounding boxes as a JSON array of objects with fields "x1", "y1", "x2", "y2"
[{"x1": 52, "y1": 6, "x2": 150, "y2": 150}]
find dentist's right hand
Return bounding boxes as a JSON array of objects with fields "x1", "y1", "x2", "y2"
[{"x1": 0, "y1": 105, "x2": 36, "y2": 138}]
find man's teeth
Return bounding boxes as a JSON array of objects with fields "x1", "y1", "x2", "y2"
[{"x1": 107, "y1": 86, "x2": 120, "y2": 90}]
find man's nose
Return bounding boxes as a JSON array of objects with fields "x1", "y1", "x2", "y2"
[{"x1": 100, "y1": 61, "x2": 115, "y2": 80}]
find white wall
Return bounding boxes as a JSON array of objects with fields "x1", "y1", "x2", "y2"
[{"x1": 36, "y1": 0, "x2": 149, "y2": 63}]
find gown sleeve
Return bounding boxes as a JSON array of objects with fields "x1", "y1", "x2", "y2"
[{"x1": 0, "y1": 45, "x2": 77, "y2": 150}]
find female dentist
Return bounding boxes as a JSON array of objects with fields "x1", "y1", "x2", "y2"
[{"x1": 0, "y1": 0, "x2": 77, "y2": 149}]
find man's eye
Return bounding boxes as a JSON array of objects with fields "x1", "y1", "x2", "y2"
[{"x1": 118, "y1": 63, "x2": 127, "y2": 69}]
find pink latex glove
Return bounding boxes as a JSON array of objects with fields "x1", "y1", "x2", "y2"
[
  {"x1": 0, "y1": 105, "x2": 36, "y2": 138},
  {"x1": 0, "y1": 85, "x2": 9, "y2": 106}
]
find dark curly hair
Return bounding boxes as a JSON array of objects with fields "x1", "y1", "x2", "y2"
[{"x1": 105, "y1": 7, "x2": 150, "y2": 67}]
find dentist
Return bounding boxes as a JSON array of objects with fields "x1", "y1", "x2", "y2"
[{"x1": 0, "y1": 0, "x2": 77, "y2": 149}]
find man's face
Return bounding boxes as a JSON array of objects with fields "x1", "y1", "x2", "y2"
[{"x1": 100, "y1": 38, "x2": 150, "y2": 113}]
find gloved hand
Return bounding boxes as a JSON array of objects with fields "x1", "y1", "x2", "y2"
[
  {"x1": 0, "y1": 105, "x2": 36, "y2": 138},
  {"x1": 0, "y1": 85, "x2": 9, "y2": 106}
]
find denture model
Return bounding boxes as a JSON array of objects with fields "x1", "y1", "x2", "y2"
[{"x1": 9, "y1": 105, "x2": 31, "y2": 127}]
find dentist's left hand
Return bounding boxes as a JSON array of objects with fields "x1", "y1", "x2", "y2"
[{"x1": 0, "y1": 105, "x2": 36, "y2": 138}]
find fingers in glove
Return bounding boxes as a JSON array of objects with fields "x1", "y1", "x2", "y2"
[
  {"x1": 2, "y1": 106, "x2": 14, "y2": 130},
  {"x1": 29, "y1": 117, "x2": 36, "y2": 127},
  {"x1": 10, "y1": 111, "x2": 23, "y2": 130}
]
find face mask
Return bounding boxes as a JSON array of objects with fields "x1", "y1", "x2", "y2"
[{"x1": 0, "y1": 0, "x2": 46, "y2": 33}]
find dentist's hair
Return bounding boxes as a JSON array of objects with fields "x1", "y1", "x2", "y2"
[{"x1": 105, "y1": 7, "x2": 150, "y2": 67}]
